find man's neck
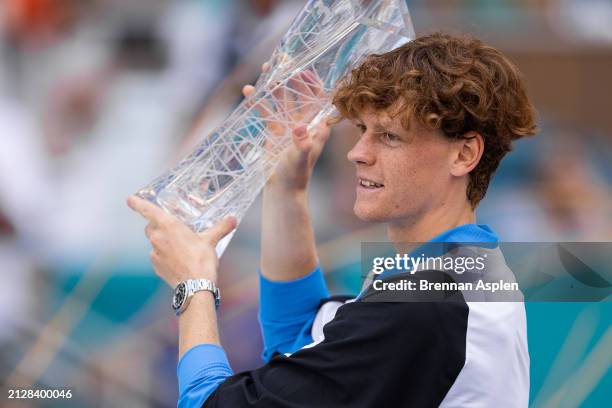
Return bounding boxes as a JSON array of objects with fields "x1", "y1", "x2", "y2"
[{"x1": 387, "y1": 201, "x2": 476, "y2": 245}]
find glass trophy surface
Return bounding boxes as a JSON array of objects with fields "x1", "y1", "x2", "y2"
[{"x1": 135, "y1": 0, "x2": 415, "y2": 255}]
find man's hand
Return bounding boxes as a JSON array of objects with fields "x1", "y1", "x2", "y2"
[
  {"x1": 243, "y1": 64, "x2": 332, "y2": 281},
  {"x1": 127, "y1": 196, "x2": 237, "y2": 287},
  {"x1": 243, "y1": 63, "x2": 331, "y2": 193}
]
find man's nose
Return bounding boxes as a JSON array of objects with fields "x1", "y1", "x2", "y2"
[{"x1": 347, "y1": 134, "x2": 376, "y2": 166}]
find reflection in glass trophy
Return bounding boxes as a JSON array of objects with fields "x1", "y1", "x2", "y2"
[{"x1": 135, "y1": 0, "x2": 415, "y2": 255}]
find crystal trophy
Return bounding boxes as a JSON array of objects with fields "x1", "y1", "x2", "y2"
[{"x1": 135, "y1": 0, "x2": 415, "y2": 255}]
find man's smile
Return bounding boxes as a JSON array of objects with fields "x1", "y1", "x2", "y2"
[{"x1": 357, "y1": 176, "x2": 384, "y2": 191}]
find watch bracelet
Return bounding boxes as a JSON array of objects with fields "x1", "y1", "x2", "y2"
[{"x1": 188, "y1": 279, "x2": 220, "y2": 309}]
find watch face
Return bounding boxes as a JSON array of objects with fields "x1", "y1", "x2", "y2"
[{"x1": 172, "y1": 282, "x2": 187, "y2": 311}]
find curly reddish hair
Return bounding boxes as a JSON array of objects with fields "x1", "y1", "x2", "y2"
[{"x1": 332, "y1": 32, "x2": 538, "y2": 207}]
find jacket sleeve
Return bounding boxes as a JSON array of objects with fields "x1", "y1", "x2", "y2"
[
  {"x1": 204, "y1": 298, "x2": 469, "y2": 408},
  {"x1": 258, "y1": 265, "x2": 329, "y2": 362},
  {"x1": 177, "y1": 344, "x2": 233, "y2": 408}
]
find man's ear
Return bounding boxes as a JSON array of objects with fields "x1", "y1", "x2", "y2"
[{"x1": 450, "y1": 131, "x2": 484, "y2": 177}]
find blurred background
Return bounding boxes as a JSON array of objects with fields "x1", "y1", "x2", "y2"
[{"x1": 0, "y1": 0, "x2": 610, "y2": 407}]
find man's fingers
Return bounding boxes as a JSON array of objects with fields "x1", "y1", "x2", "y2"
[
  {"x1": 201, "y1": 216, "x2": 237, "y2": 245},
  {"x1": 292, "y1": 125, "x2": 313, "y2": 153},
  {"x1": 289, "y1": 74, "x2": 316, "y2": 117},
  {"x1": 242, "y1": 85, "x2": 255, "y2": 98},
  {"x1": 312, "y1": 120, "x2": 331, "y2": 144},
  {"x1": 244, "y1": 87, "x2": 276, "y2": 123},
  {"x1": 302, "y1": 70, "x2": 326, "y2": 97},
  {"x1": 127, "y1": 196, "x2": 167, "y2": 224},
  {"x1": 297, "y1": 71, "x2": 321, "y2": 99},
  {"x1": 145, "y1": 223, "x2": 154, "y2": 239},
  {"x1": 272, "y1": 85, "x2": 289, "y2": 115}
]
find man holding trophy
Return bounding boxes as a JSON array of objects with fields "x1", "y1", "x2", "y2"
[{"x1": 128, "y1": 2, "x2": 537, "y2": 407}]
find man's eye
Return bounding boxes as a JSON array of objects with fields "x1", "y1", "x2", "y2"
[
  {"x1": 380, "y1": 132, "x2": 400, "y2": 144},
  {"x1": 356, "y1": 124, "x2": 366, "y2": 133}
]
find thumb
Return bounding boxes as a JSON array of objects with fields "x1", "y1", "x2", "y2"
[
  {"x1": 201, "y1": 216, "x2": 237, "y2": 245},
  {"x1": 292, "y1": 125, "x2": 313, "y2": 153}
]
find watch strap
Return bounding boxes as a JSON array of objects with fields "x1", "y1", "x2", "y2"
[{"x1": 189, "y1": 279, "x2": 221, "y2": 310}]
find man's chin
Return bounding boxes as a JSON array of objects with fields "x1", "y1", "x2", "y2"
[{"x1": 353, "y1": 205, "x2": 387, "y2": 223}]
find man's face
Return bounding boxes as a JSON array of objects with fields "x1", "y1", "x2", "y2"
[{"x1": 347, "y1": 108, "x2": 455, "y2": 224}]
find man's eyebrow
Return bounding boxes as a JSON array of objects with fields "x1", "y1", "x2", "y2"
[
  {"x1": 350, "y1": 118, "x2": 401, "y2": 133},
  {"x1": 373, "y1": 122, "x2": 396, "y2": 133}
]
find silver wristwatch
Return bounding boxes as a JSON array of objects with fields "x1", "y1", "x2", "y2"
[{"x1": 172, "y1": 279, "x2": 220, "y2": 315}]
